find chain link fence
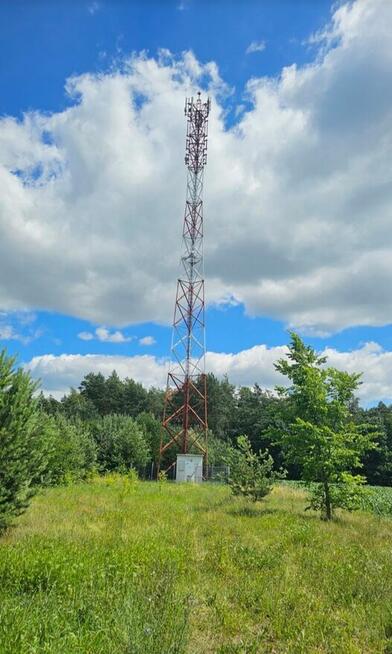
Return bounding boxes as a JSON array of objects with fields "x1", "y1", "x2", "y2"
[{"x1": 133, "y1": 462, "x2": 229, "y2": 482}]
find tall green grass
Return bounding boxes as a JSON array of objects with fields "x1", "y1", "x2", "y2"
[
  {"x1": 360, "y1": 485, "x2": 392, "y2": 516},
  {"x1": 0, "y1": 478, "x2": 391, "y2": 653},
  {"x1": 283, "y1": 480, "x2": 392, "y2": 517}
]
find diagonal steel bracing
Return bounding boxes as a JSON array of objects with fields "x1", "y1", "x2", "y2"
[{"x1": 159, "y1": 93, "x2": 210, "y2": 471}]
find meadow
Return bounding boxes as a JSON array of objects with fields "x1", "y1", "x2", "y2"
[{"x1": 0, "y1": 479, "x2": 392, "y2": 654}]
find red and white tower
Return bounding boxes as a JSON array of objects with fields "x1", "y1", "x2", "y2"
[{"x1": 159, "y1": 92, "x2": 210, "y2": 472}]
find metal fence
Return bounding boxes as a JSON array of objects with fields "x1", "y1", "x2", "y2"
[
  {"x1": 133, "y1": 462, "x2": 229, "y2": 483},
  {"x1": 205, "y1": 465, "x2": 230, "y2": 483}
]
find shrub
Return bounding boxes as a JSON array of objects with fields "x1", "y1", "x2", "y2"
[
  {"x1": 92, "y1": 414, "x2": 150, "y2": 472},
  {"x1": 44, "y1": 415, "x2": 97, "y2": 485},
  {"x1": 225, "y1": 435, "x2": 283, "y2": 502}
]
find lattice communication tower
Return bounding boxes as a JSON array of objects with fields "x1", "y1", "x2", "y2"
[{"x1": 159, "y1": 92, "x2": 211, "y2": 471}]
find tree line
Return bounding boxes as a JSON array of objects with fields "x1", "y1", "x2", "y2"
[
  {"x1": 38, "y1": 359, "x2": 392, "y2": 488},
  {"x1": 0, "y1": 332, "x2": 391, "y2": 529}
]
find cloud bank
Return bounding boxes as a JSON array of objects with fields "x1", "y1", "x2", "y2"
[
  {"x1": 26, "y1": 340, "x2": 392, "y2": 405},
  {"x1": 1, "y1": 0, "x2": 392, "y2": 335}
]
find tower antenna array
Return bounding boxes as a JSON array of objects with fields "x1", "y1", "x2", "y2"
[{"x1": 159, "y1": 92, "x2": 210, "y2": 472}]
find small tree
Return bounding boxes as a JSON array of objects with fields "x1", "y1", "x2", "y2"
[
  {"x1": 225, "y1": 435, "x2": 282, "y2": 502},
  {"x1": 275, "y1": 333, "x2": 378, "y2": 520},
  {"x1": 0, "y1": 350, "x2": 50, "y2": 532},
  {"x1": 92, "y1": 414, "x2": 150, "y2": 472}
]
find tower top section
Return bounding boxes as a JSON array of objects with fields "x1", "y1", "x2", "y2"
[{"x1": 184, "y1": 92, "x2": 211, "y2": 173}]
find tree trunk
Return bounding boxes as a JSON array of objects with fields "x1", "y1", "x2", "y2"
[{"x1": 323, "y1": 479, "x2": 332, "y2": 520}]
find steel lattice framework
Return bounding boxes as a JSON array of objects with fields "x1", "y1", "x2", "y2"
[{"x1": 159, "y1": 93, "x2": 210, "y2": 469}]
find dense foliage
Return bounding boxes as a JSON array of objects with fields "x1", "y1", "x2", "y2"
[
  {"x1": 0, "y1": 350, "x2": 51, "y2": 531},
  {"x1": 36, "y1": 353, "x2": 392, "y2": 488},
  {"x1": 92, "y1": 415, "x2": 151, "y2": 472},
  {"x1": 1, "y1": 330, "x2": 391, "y2": 529},
  {"x1": 43, "y1": 415, "x2": 97, "y2": 485}
]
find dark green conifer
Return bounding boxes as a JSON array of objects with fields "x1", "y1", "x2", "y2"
[{"x1": 0, "y1": 350, "x2": 49, "y2": 531}]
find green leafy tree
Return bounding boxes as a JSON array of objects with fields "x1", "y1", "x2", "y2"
[
  {"x1": 136, "y1": 412, "x2": 162, "y2": 463},
  {"x1": 105, "y1": 371, "x2": 124, "y2": 414},
  {"x1": 122, "y1": 377, "x2": 148, "y2": 417},
  {"x1": 61, "y1": 388, "x2": 98, "y2": 421},
  {"x1": 44, "y1": 415, "x2": 97, "y2": 485},
  {"x1": 206, "y1": 373, "x2": 236, "y2": 441},
  {"x1": 225, "y1": 435, "x2": 283, "y2": 502},
  {"x1": 145, "y1": 387, "x2": 165, "y2": 418},
  {"x1": 230, "y1": 384, "x2": 285, "y2": 466},
  {"x1": 207, "y1": 432, "x2": 234, "y2": 466},
  {"x1": 79, "y1": 372, "x2": 109, "y2": 415},
  {"x1": 92, "y1": 415, "x2": 150, "y2": 472},
  {"x1": 37, "y1": 392, "x2": 61, "y2": 416},
  {"x1": 275, "y1": 333, "x2": 378, "y2": 520},
  {"x1": 0, "y1": 350, "x2": 51, "y2": 531},
  {"x1": 358, "y1": 402, "x2": 392, "y2": 486}
]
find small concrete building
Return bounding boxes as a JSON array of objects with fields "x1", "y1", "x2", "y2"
[{"x1": 176, "y1": 454, "x2": 203, "y2": 483}]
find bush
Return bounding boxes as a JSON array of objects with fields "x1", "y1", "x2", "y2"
[
  {"x1": 0, "y1": 350, "x2": 51, "y2": 532},
  {"x1": 44, "y1": 415, "x2": 97, "y2": 485},
  {"x1": 225, "y1": 435, "x2": 284, "y2": 502},
  {"x1": 92, "y1": 415, "x2": 150, "y2": 472}
]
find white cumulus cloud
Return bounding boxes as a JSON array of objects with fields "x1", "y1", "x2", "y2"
[
  {"x1": 26, "y1": 353, "x2": 166, "y2": 399},
  {"x1": 78, "y1": 331, "x2": 94, "y2": 341},
  {"x1": 139, "y1": 336, "x2": 156, "y2": 346},
  {"x1": 1, "y1": 1, "x2": 392, "y2": 334},
  {"x1": 25, "y1": 340, "x2": 392, "y2": 405},
  {"x1": 78, "y1": 326, "x2": 132, "y2": 343}
]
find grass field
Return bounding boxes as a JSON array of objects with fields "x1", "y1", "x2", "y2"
[{"x1": 1, "y1": 479, "x2": 392, "y2": 654}]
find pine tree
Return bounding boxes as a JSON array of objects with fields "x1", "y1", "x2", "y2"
[
  {"x1": 225, "y1": 435, "x2": 284, "y2": 502},
  {"x1": 0, "y1": 349, "x2": 50, "y2": 532}
]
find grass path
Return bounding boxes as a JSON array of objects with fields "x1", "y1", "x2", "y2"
[{"x1": 0, "y1": 479, "x2": 391, "y2": 653}]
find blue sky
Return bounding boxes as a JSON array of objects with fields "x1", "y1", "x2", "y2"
[
  {"x1": 1, "y1": 0, "x2": 392, "y2": 402},
  {"x1": 1, "y1": 1, "x2": 332, "y2": 117}
]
